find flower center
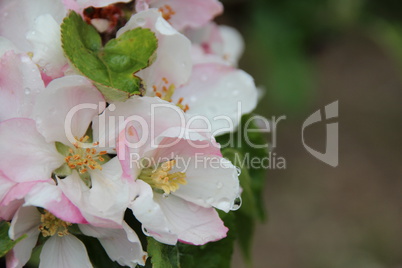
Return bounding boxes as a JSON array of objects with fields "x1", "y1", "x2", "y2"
[
  {"x1": 153, "y1": 77, "x2": 189, "y2": 112},
  {"x1": 39, "y1": 210, "x2": 72, "y2": 237},
  {"x1": 158, "y1": 5, "x2": 176, "y2": 21},
  {"x1": 138, "y1": 160, "x2": 187, "y2": 195},
  {"x1": 64, "y1": 136, "x2": 107, "y2": 175}
]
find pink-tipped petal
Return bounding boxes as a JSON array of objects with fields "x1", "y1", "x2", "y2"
[
  {"x1": 155, "y1": 193, "x2": 228, "y2": 245},
  {"x1": 24, "y1": 182, "x2": 88, "y2": 224},
  {"x1": 0, "y1": 51, "x2": 45, "y2": 121},
  {"x1": 139, "y1": 0, "x2": 223, "y2": 31}
]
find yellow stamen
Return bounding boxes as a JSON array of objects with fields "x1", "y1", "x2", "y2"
[
  {"x1": 64, "y1": 135, "x2": 104, "y2": 174},
  {"x1": 152, "y1": 78, "x2": 190, "y2": 112},
  {"x1": 39, "y1": 210, "x2": 71, "y2": 237},
  {"x1": 138, "y1": 160, "x2": 187, "y2": 195}
]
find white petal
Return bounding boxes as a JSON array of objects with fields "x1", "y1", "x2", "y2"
[
  {"x1": 0, "y1": 37, "x2": 19, "y2": 57},
  {"x1": 9, "y1": 206, "x2": 41, "y2": 240},
  {"x1": 26, "y1": 14, "x2": 67, "y2": 78},
  {"x1": 174, "y1": 63, "x2": 258, "y2": 135},
  {"x1": 0, "y1": 118, "x2": 64, "y2": 182},
  {"x1": 33, "y1": 75, "x2": 106, "y2": 145},
  {"x1": 155, "y1": 194, "x2": 228, "y2": 245},
  {"x1": 0, "y1": 0, "x2": 65, "y2": 52},
  {"x1": 173, "y1": 156, "x2": 240, "y2": 212},
  {"x1": 58, "y1": 158, "x2": 128, "y2": 227},
  {"x1": 39, "y1": 235, "x2": 92, "y2": 268},
  {"x1": 8, "y1": 206, "x2": 41, "y2": 268},
  {"x1": 79, "y1": 222, "x2": 147, "y2": 267},
  {"x1": 117, "y1": 9, "x2": 192, "y2": 91},
  {"x1": 129, "y1": 180, "x2": 178, "y2": 245},
  {"x1": 219, "y1": 25, "x2": 245, "y2": 66}
]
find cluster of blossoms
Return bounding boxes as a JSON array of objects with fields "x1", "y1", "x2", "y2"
[{"x1": 0, "y1": 0, "x2": 258, "y2": 267}]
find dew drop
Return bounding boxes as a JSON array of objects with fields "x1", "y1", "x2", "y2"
[
  {"x1": 236, "y1": 167, "x2": 241, "y2": 176},
  {"x1": 216, "y1": 182, "x2": 223, "y2": 189},
  {"x1": 141, "y1": 226, "x2": 151, "y2": 236},
  {"x1": 136, "y1": 18, "x2": 145, "y2": 26},
  {"x1": 231, "y1": 195, "x2": 242, "y2": 211},
  {"x1": 207, "y1": 197, "x2": 214, "y2": 203},
  {"x1": 24, "y1": 88, "x2": 31, "y2": 95},
  {"x1": 187, "y1": 202, "x2": 201, "y2": 212}
]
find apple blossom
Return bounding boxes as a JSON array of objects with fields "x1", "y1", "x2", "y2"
[
  {"x1": 0, "y1": 75, "x2": 129, "y2": 227},
  {"x1": 97, "y1": 96, "x2": 241, "y2": 245},
  {"x1": 6, "y1": 206, "x2": 146, "y2": 268}
]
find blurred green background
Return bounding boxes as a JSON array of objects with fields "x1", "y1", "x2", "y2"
[{"x1": 219, "y1": 0, "x2": 402, "y2": 267}]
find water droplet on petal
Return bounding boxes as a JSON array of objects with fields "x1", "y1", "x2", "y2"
[
  {"x1": 142, "y1": 226, "x2": 151, "y2": 236},
  {"x1": 207, "y1": 197, "x2": 214, "y2": 203},
  {"x1": 136, "y1": 18, "x2": 145, "y2": 26},
  {"x1": 231, "y1": 195, "x2": 242, "y2": 211},
  {"x1": 24, "y1": 88, "x2": 31, "y2": 95},
  {"x1": 216, "y1": 182, "x2": 223, "y2": 189},
  {"x1": 187, "y1": 202, "x2": 201, "y2": 212},
  {"x1": 236, "y1": 167, "x2": 241, "y2": 176}
]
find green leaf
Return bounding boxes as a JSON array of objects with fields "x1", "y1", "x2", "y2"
[
  {"x1": 147, "y1": 237, "x2": 180, "y2": 268},
  {"x1": 61, "y1": 11, "x2": 157, "y2": 102},
  {"x1": 146, "y1": 212, "x2": 237, "y2": 268},
  {"x1": 0, "y1": 221, "x2": 26, "y2": 257}
]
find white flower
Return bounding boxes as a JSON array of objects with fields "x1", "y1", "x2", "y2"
[{"x1": 7, "y1": 206, "x2": 146, "y2": 268}]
